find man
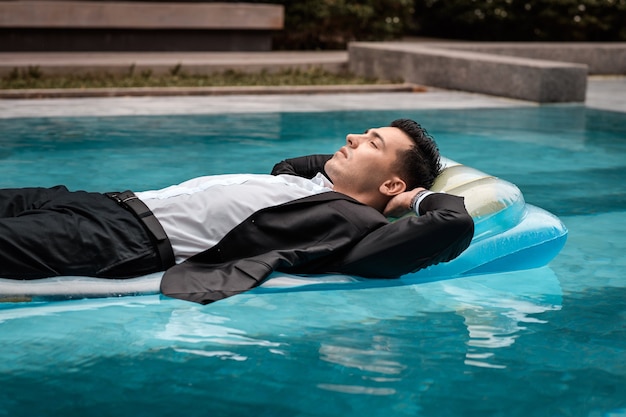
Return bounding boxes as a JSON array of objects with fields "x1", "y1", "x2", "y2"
[{"x1": 0, "y1": 119, "x2": 474, "y2": 304}]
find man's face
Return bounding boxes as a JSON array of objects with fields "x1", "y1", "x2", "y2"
[{"x1": 325, "y1": 126, "x2": 413, "y2": 196}]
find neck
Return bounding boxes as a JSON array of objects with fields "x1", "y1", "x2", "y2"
[{"x1": 333, "y1": 186, "x2": 387, "y2": 213}]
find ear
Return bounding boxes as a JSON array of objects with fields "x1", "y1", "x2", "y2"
[{"x1": 379, "y1": 177, "x2": 407, "y2": 196}]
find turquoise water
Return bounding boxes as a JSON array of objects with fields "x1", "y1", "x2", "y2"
[{"x1": 0, "y1": 107, "x2": 625, "y2": 417}]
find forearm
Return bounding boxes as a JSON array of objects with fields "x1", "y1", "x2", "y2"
[{"x1": 332, "y1": 193, "x2": 475, "y2": 278}]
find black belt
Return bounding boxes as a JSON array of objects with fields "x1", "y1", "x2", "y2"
[{"x1": 105, "y1": 190, "x2": 175, "y2": 270}]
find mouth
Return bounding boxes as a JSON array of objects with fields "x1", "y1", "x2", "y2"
[{"x1": 336, "y1": 147, "x2": 349, "y2": 158}]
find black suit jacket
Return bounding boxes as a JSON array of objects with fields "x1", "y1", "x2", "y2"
[{"x1": 160, "y1": 155, "x2": 474, "y2": 304}]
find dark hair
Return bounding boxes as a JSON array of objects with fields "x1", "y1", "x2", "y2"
[{"x1": 390, "y1": 118, "x2": 442, "y2": 190}]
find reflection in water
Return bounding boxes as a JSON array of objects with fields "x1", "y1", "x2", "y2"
[
  {"x1": 318, "y1": 336, "x2": 405, "y2": 396},
  {"x1": 173, "y1": 349, "x2": 248, "y2": 361},
  {"x1": 421, "y1": 268, "x2": 562, "y2": 369},
  {"x1": 156, "y1": 268, "x2": 563, "y2": 385},
  {"x1": 319, "y1": 341, "x2": 407, "y2": 376},
  {"x1": 317, "y1": 383, "x2": 397, "y2": 396},
  {"x1": 155, "y1": 307, "x2": 284, "y2": 361},
  {"x1": 314, "y1": 268, "x2": 563, "y2": 382}
]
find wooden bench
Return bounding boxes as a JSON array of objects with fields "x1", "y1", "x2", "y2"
[{"x1": 0, "y1": 1, "x2": 284, "y2": 51}]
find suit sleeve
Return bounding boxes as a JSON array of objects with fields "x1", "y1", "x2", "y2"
[
  {"x1": 271, "y1": 154, "x2": 333, "y2": 178},
  {"x1": 329, "y1": 193, "x2": 474, "y2": 278}
]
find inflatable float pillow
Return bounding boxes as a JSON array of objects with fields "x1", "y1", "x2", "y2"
[
  {"x1": 431, "y1": 158, "x2": 525, "y2": 242},
  {"x1": 401, "y1": 157, "x2": 568, "y2": 278}
]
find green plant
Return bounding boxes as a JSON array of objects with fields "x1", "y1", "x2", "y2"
[
  {"x1": 170, "y1": 63, "x2": 183, "y2": 76},
  {"x1": 412, "y1": 0, "x2": 626, "y2": 41},
  {"x1": 0, "y1": 67, "x2": 393, "y2": 90},
  {"x1": 271, "y1": 0, "x2": 416, "y2": 49}
]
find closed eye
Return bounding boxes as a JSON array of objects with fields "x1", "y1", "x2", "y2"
[{"x1": 364, "y1": 128, "x2": 386, "y2": 149}]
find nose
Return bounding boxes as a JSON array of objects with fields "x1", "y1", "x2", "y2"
[{"x1": 346, "y1": 133, "x2": 363, "y2": 148}]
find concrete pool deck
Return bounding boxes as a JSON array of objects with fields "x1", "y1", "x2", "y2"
[
  {"x1": 1, "y1": 75, "x2": 624, "y2": 118},
  {"x1": 0, "y1": 47, "x2": 624, "y2": 117}
]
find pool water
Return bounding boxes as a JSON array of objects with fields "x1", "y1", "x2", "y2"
[{"x1": 0, "y1": 107, "x2": 625, "y2": 417}]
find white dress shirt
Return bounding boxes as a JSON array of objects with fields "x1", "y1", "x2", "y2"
[{"x1": 136, "y1": 173, "x2": 333, "y2": 263}]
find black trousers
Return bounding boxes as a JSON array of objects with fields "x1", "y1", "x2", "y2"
[{"x1": 0, "y1": 186, "x2": 163, "y2": 279}]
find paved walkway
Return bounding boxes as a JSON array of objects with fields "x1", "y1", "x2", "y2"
[
  {"x1": 1, "y1": 76, "x2": 624, "y2": 118},
  {"x1": 0, "y1": 49, "x2": 624, "y2": 117},
  {"x1": 0, "y1": 51, "x2": 349, "y2": 76}
]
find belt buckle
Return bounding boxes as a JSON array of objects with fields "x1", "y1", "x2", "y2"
[
  {"x1": 106, "y1": 192, "x2": 123, "y2": 204},
  {"x1": 121, "y1": 195, "x2": 138, "y2": 204},
  {"x1": 106, "y1": 191, "x2": 136, "y2": 208}
]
